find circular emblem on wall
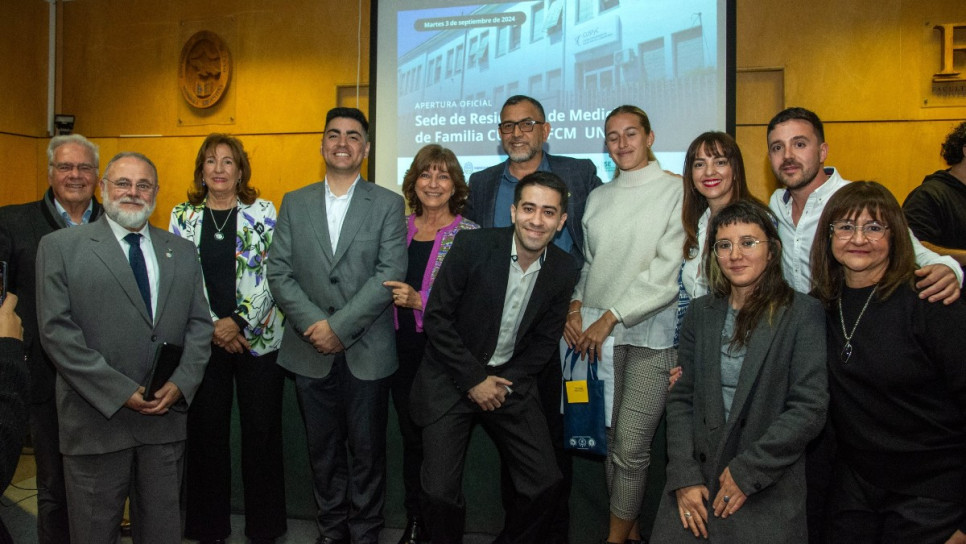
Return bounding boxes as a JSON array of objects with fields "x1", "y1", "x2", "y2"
[{"x1": 178, "y1": 31, "x2": 232, "y2": 109}]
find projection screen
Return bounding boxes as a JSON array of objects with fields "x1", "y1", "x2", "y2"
[{"x1": 372, "y1": 0, "x2": 734, "y2": 185}]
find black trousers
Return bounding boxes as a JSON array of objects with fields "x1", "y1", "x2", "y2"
[
  {"x1": 827, "y1": 461, "x2": 964, "y2": 544},
  {"x1": 501, "y1": 351, "x2": 571, "y2": 544},
  {"x1": 183, "y1": 347, "x2": 287, "y2": 541},
  {"x1": 30, "y1": 396, "x2": 71, "y2": 544},
  {"x1": 391, "y1": 330, "x2": 428, "y2": 520},
  {"x1": 296, "y1": 355, "x2": 390, "y2": 544},
  {"x1": 421, "y1": 388, "x2": 563, "y2": 544}
]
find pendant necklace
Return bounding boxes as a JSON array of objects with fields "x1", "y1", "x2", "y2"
[
  {"x1": 207, "y1": 205, "x2": 236, "y2": 241},
  {"x1": 837, "y1": 284, "x2": 877, "y2": 363}
]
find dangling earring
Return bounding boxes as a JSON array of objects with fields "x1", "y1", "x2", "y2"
[{"x1": 202, "y1": 179, "x2": 206, "y2": 187}]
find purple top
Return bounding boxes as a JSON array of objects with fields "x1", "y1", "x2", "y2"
[{"x1": 395, "y1": 214, "x2": 479, "y2": 332}]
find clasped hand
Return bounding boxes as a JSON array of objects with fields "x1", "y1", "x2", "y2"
[
  {"x1": 467, "y1": 375, "x2": 513, "y2": 411},
  {"x1": 212, "y1": 317, "x2": 251, "y2": 353},
  {"x1": 304, "y1": 319, "x2": 344, "y2": 354},
  {"x1": 563, "y1": 305, "x2": 617, "y2": 361},
  {"x1": 674, "y1": 467, "x2": 747, "y2": 539},
  {"x1": 125, "y1": 382, "x2": 182, "y2": 416}
]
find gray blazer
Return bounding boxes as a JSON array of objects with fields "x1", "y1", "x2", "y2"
[
  {"x1": 651, "y1": 292, "x2": 828, "y2": 543},
  {"x1": 36, "y1": 217, "x2": 213, "y2": 456},
  {"x1": 267, "y1": 179, "x2": 406, "y2": 381}
]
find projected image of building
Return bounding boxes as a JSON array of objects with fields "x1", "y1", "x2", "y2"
[{"x1": 396, "y1": 0, "x2": 720, "y2": 167}]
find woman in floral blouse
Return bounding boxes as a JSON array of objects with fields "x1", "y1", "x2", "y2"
[{"x1": 169, "y1": 134, "x2": 286, "y2": 544}]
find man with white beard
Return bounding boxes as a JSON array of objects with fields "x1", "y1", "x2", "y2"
[{"x1": 37, "y1": 152, "x2": 212, "y2": 544}]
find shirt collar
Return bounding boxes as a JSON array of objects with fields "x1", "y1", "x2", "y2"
[
  {"x1": 324, "y1": 176, "x2": 360, "y2": 200},
  {"x1": 781, "y1": 166, "x2": 836, "y2": 205},
  {"x1": 510, "y1": 235, "x2": 546, "y2": 270},
  {"x1": 105, "y1": 214, "x2": 152, "y2": 244},
  {"x1": 53, "y1": 197, "x2": 94, "y2": 226},
  {"x1": 501, "y1": 153, "x2": 551, "y2": 184}
]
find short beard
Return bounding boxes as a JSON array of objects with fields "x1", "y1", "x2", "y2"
[
  {"x1": 104, "y1": 194, "x2": 155, "y2": 230},
  {"x1": 776, "y1": 161, "x2": 821, "y2": 191},
  {"x1": 504, "y1": 142, "x2": 540, "y2": 163}
]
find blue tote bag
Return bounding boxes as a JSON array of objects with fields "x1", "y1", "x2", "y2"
[{"x1": 561, "y1": 347, "x2": 607, "y2": 456}]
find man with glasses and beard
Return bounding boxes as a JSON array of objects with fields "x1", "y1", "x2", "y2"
[{"x1": 37, "y1": 152, "x2": 212, "y2": 544}]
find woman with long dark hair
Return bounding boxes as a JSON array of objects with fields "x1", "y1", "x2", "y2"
[{"x1": 652, "y1": 200, "x2": 827, "y2": 543}]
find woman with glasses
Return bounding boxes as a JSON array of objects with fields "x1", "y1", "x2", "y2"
[
  {"x1": 564, "y1": 105, "x2": 684, "y2": 544},
  {"x1": 169, "y1": 134, "x2": 286, "y2": 544},
  {"x1": 651, "y1": 199, "x2": 827, "y2": 543},
  {"x1": 810, "y1": 181, "x2": 966, "y2": 544}
]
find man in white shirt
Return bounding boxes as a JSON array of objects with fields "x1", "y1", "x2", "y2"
[
  {"x1": 267, "y1": 108, "x2": 407, "y2": 544},
  {"x1": 410, "y1": 172, "x2": 579, "y2": 544},
  {"x1": 766, "y1": 107, "x2": 962, "y2": 302},
  {"x1": 765, "y1": 108, "x2": 963, "y2": 544}
]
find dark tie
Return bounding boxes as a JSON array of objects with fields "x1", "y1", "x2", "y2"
[{"x1": 124, "y1": 233, "x2": 152, "y2": 320}]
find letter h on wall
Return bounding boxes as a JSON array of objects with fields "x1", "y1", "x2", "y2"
[{"x1": 934, "y1": 23, "x2": 966, "y2": 82}]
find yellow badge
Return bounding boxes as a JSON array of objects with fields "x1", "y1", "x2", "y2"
[{"x1": 565, "y1": 380, "x2": 589, "y2": 403}]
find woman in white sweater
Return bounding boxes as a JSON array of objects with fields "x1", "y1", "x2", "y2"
[{"x1": 563, "y1": 105, "x2": 685, "y2": 544}]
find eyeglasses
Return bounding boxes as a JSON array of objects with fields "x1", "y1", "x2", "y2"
[
  {"x1": 498, "y1": 120, "x2": 545, "y2": 134},
  {"x1": 52, "y1": 162, "x2": 97, "y2": 175},
  {"x1": 104, "y1": 178, "x2": 156, "y2": 193},
  {"x1": 713, "y1": 237, "x2": 766, "y2": 258},
  {"x1": 829, "y1": 221, "x2": 888, "y2": 241}
]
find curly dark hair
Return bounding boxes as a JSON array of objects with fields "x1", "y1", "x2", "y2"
[
  {"x1": 940, "y1": 121, "x2": 966, "y2": 166},
  {"x1": 401, "y1": 144, "x2": 468, "y2": 216}
]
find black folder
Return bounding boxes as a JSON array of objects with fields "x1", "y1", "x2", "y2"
[{"x1": 144, "y1": 343, "x2": 183, "y2": 401}]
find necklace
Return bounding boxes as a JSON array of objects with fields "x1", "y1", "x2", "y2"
[
  {"x1": 206, "y1": 206, "x2": 236, "y2": 241},
  {"x1": 837, "y1": 284, "x2": 877, "y2": 363}
]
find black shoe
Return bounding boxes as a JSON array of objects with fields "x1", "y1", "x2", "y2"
[
  {"x1": 398, "y1": 516, "x2": 427, "y2": 544},
  {"x1": 249, "y1": 539, "x2": 275, "y2": 544},
  {"x1": 199, "y1": 540, "x2": 226, "y2": 544},
  {"x1": 315, "y1": 538, "x2": 347, "y2": 544}
]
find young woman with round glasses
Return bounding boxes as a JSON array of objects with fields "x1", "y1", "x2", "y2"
[{"x1": 651, "y1": 199, "x2": 827, "y2": 543}]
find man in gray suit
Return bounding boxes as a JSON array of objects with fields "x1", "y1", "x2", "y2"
[
  {"x1": 267, "y1": 107, "x2": 406, "y2": 544},
  {"x1": 37, "y1": 152, "x2": 213, "y2": 544}
]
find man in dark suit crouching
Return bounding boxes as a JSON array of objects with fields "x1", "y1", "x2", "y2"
[{"x1": 411, "y1": 171, "x2": 578, "y2": 544}]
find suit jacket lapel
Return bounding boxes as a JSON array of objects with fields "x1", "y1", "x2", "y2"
[
  {"x1": 515, "y1": 247, "x2": 554, "y2": 344},
  {"x1": 333, "y1": 181, "x2": 373, "y2": 264},
  {"x1": 702, "y1": 298, "x2": 728, "y2": 435},
  {"x1": 725, "y1": 304, "x2": 786, "y2": 425},
  {"x1": 482, "y1": 170, "x2": 500, "y2": 228},
  {"x1": 149, "y1": 226, "x2": 176, "y2": 323},
  {"x1": 306, "y1": 183, "x2": 335, "y2": 262},
  {"x1": 89, "y1": 219, "x2": 154, "y2": 326}
]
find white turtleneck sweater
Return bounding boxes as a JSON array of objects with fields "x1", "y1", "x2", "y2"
[{"x1": 573, "y1": 161, "x2": 685, "y2": 349}]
